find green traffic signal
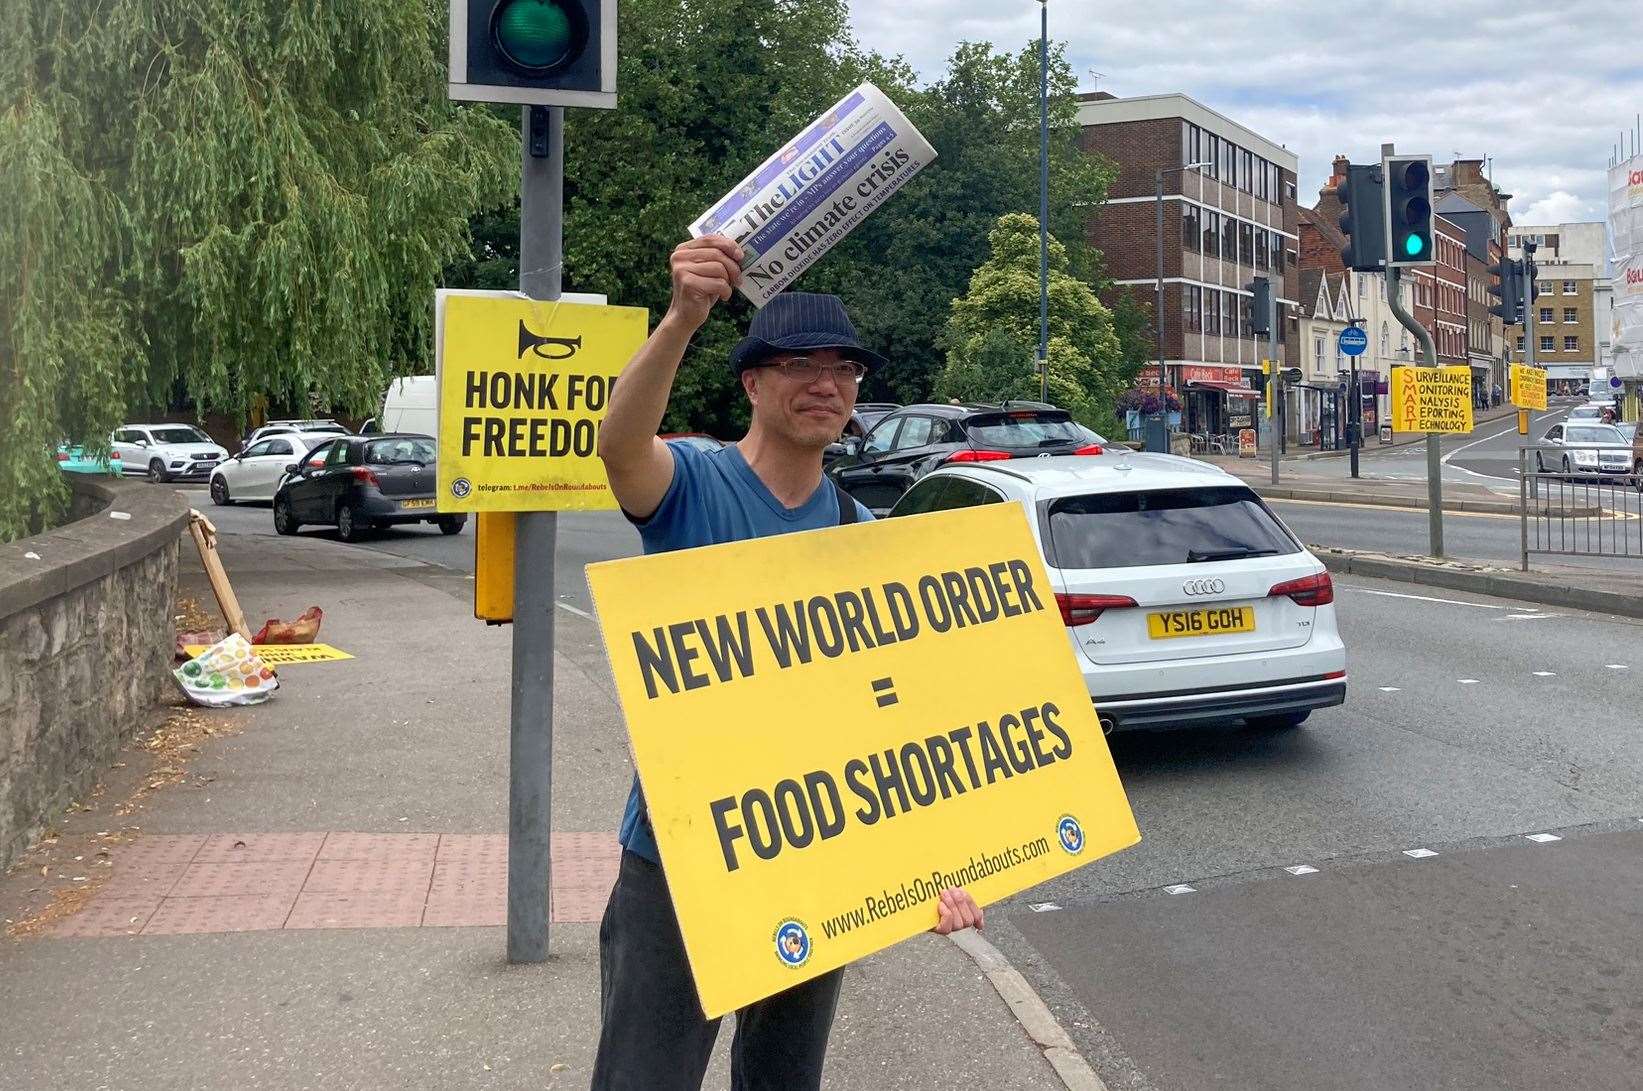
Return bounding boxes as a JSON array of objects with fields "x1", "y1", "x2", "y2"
[
  {"x1": 493, "y1": 0, "x2": 577, "y2": 72},
  {"x1": 1405, "y1": 233, "x2": 1426, "y2": 257}
]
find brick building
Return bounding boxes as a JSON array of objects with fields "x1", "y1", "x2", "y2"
[{"x1": 1077, "y1": 92, "x2": 1300, "y2": 441}]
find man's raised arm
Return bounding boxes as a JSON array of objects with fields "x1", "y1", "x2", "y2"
[{"x1": 597, "y1": 235, "x2": 742, "y2": 520}]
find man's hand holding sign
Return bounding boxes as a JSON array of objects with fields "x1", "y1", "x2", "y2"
[{"x1": 586, "y1": 84, "x2": 1136, "y2": 1091}]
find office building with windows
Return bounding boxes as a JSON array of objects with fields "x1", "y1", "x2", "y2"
[
  {"x1": 1507, "y1": 223, "x2": 1611, "y2": 389},
  {"x1": 1077, "y1": 92, "x2": 1300, "y2": 441}
]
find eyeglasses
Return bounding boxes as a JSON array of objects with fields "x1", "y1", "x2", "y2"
[{"x1": 760, "y1": 356, "x2": 866, "y2": 384}]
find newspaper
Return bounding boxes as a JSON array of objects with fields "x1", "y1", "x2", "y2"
[{"x1": 690, "y1": 83, "x2": 936, "y2": 307}]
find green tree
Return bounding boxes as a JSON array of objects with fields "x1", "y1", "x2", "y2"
[
  {"x1": 2, "y1": 0, "x2": 516, "y2": 539},
  {"x1": 938, "y1": 213, "x2": 1132, "y2": 435}
]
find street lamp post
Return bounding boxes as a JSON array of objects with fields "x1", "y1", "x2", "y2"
[
  {"x1": 1149, "y1": 161, "x2": 1211, "y2": 452},
  {"x1": 1037, "y1": 0, "x2": 1049, "y2": 402}
]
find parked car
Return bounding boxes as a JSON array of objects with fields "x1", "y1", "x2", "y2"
[
  {"x1": 243, "y1": 419, "x2": 348, "y2": 449},
  {"x1": 886, "y1": 452, "x2": 1346, "y2": 733},
  {"x1": 273, "y1": 434, "x2": 464, "y2": 542},
  {"x1": 829, "y1": 403, "x2": 1105, "y2": 513},
  {"x1": 659, "y1": 433, "x2": 725, "y2": 454},
  {"x1": 111, "y1": 424, "x2": 230, "y2": 483},
  {"x1": 1566, "y1": 404, "x2": 1610, "y2": 422},
  {"x1": 55, "y1": 445, "x2": 121, "y2": 475},
  {"x1": 1532, "y1": 422, "x2": 1634, "y2": 477},
  {"x1": 209, "y1": 432, "x2": 342, "y2": 505}
]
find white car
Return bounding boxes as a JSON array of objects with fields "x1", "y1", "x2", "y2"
[
  {"x1": 111, "y1": 424, "x2": 230, "y2": 484},
  {"x1": 209, "y1": 431, "x2": 343, "y2": 505},
  {"x1": 887, "y1": 452, "x2": 1347, "y2": 733},
  {"x1": 243, "y1": 419, "x2": 348, "y2": 449}
]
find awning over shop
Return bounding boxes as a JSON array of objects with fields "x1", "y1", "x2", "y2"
[{"x1": 1186, "y1": 379, "x2": 1260, "y2": 398}]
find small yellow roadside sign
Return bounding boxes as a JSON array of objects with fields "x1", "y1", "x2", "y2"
[
  {"x1": 1510, "y1": 363, "x2": 1548, "y2": 411},
  {"x1": 184, "y1": 643, "x2": 353, "y2": 664},
  {"x1": 436, "y1": 293, "x2": 648, "y2": 512},
  {"x1": 586, "y1": 504, "x2": 1140, "y2": 1018},
  {"x1": 1390, "y1": 365, "x2": 1474, "y2": 434}
]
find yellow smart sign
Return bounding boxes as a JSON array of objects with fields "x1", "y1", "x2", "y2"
[
  {"x1": 586, "y1": 504, "x2": 1140, "y2": 1017},
  {"x1": 1510, "y1": 363, "x2": 1548, "y2": 411},
  {"x1": 437, "y1": 294, "x2": 648, "y2": 512},
  {"x1": 1390, "y1": 365, "x2": 1475, "y2": 434}
]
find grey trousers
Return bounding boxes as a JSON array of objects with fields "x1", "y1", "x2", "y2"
[{"x1": 590, "y1": 851, "x2": 844, "y2": 1090}]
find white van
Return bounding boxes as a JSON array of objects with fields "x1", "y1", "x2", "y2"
[{"x1": 364, "y1": 376, "x2": 437, "y2": 438}]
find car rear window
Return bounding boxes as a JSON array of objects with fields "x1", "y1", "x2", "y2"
[
  {"x1": 1041, "y1": 486, "x2": 1300, "y2": 570},
  {"x1": 966, "y1": 412, "x2": 1083, "y2": 448},
  {"x1": 365, "y1": 437, "x2": 435, "y2": 464}
]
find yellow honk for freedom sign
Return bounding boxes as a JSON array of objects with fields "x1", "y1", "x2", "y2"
[
  {"x1": 1391, "y1": 365, "x2": 1474, "y2": 434},
  {"x1": 436, "y1": 293, "x2": 648, "y2": 512},
  {"x1": 587, "y1": 504, "x2": 1140, "y2": 1017}
]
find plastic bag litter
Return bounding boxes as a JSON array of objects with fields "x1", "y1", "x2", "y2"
[{"x1": 173, "y1": 634, "x2": 278, "y2": 707}]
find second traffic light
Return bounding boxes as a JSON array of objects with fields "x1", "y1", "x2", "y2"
[
  {"x1": 449, "y1": 0, "x2": 616, "y2": 108},
  {"x1": 1382, "y1": 154, "x2": 1434, "y2": 267},
  {"x1": 1487, "y1": 256, "x2": 1522, "y2": 324},
  {"x1": 1334, "y1": 164, "x2": 1387, "y2": 272}
]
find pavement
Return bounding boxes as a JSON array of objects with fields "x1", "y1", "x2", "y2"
[{"x1": 0, "y1": 524, "x2": 1074, "y2": 1089}]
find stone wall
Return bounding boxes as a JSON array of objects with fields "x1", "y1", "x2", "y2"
[{"x1": 0, "y1": 475, "x2": 188, "y2": 870}]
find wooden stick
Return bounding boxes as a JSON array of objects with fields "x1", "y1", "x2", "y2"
[{"x1": 188, "y1": 510, "x2": 251, "y2": 641}]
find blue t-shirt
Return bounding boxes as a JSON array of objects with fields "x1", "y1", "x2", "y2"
[{"x1": 618, "y1": 440, "x2": 873, "y2": 863}]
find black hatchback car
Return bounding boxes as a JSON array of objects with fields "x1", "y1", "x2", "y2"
[
  {"x1": 828, "y1": 403, "x2": 1105, "y2": 513},
  {"x1": 273, "y1": 433, "x2": 465, "y2": 542}
]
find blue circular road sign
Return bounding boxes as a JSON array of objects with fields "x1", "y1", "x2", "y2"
[
  {"x1": 1338, "y1": 326, "x2": 1368, "y2": 356},
  {"x1": 1611, "y1": 375, "x2": 1623, "y2": 389}
]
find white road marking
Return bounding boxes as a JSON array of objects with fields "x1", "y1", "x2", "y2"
[
  {"x1": 1403, "y1": 848, "x2": 1439, "y2": 859},
  {"x1": 1028, "y1": 902, "x2": 1062, "y2": 913},
  {"x1": 556, "y1": 601, "x2": 593, "y2": 619},
  {"x1": 1457, "y1": 679, "x2": 1480, "y2": 685},
  {"x1": 1501, "y1": 613, "x2": 1558, "y2": 621},
  {"x1": 1283, "y1": 865, "x2": 1319, "y2": 876},
  {"x1": 1340, "y1": 588, "x2": 1505, "y2": 609},
  {"x1": 1163, "y1": 884, "x2": 1197, "y2": 895},
  {"x1": 1378, "y1": 686, "x2": 1402, "y2": 692},
  {"x1": 1524, "y1": 833, "x2": 1562, "y2": 843},
  {"x1": 1606, "y1": 664, "x2": 1630, "y2": 670},
  {"x1": 1532, "y1": 671, "x2": 1557, "y2": 677}
]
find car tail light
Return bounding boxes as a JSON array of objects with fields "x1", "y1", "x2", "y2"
[
  {"x1": 1322, "y1": 670, "x2": 1346, "y2": 680},
  {"x1": 1055, "y1": 593, "x2": 1138, "y2": 626},
  {"x1": 55, "y1": 452, "x2": 70, "y2": 462},
  {"x1": 351, "y1": 467, "x2": 380, "y2": 487},
  {"x1": 1074, "y1": 444, "x2": 1104, "y2": 455},
  {"x1": 946, "y1": 449, "x2": 1012, "y2": 463},
  {"x1": 1268, "y1": 571, "x2": 1334, "y2": 607}
]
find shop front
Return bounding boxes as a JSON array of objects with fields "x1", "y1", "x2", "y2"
[{"x1": 1180, "y1": 365, "x2": 1260, "y2": 446}]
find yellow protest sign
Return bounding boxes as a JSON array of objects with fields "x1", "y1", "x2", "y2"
[
  {"x1": 1510, "y1": 363, "x2": 1548, "y2": 411},
  {"x1": 436, "y1": 293, "x2": 648, "y2": 512},
  {"x1": 587, "y1": 504, "x2": 1139, "y2": 1017},
  {"x1": 184, "y1": 643, "x2": 353, "y2": 664},
  {"x1": 1390, "y1": 365, "x2": 1474, "y2": 433}
]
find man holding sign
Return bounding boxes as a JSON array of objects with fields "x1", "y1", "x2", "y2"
[{"x1": 591, "y1": 235, "x2": 983, "y2": 1088}]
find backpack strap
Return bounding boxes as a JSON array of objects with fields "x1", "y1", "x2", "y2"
[{"x1": 831, "y1": 480, "x2": 859, "y2": 525}]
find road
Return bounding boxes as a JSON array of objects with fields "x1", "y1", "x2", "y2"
[{"x1": 192, "y1": 475, "x2": 1643, "y2": 1088}]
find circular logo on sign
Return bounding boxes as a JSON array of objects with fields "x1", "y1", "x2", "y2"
[
  {"x1": 774, "y1": 919, "x2": 812, "y2": 968},
  {"x1": 450, "y1": 477, "x2": 472, "y2": 499},
  {"x1": 1057, "y1": 815, "x2": 1085, "y2": 856}
]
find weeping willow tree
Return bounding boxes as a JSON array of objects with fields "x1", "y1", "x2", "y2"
[{"x1": 1, "y1": 0, "x2": 516, "y2": 539}]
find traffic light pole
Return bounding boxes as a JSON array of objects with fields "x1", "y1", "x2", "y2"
[
  {"x1": 508, "y1": 103, "x2": 563, "y2": 964},
  {"x1": 1386, "y1": 265, "x2": 1444, "y2": 557}
]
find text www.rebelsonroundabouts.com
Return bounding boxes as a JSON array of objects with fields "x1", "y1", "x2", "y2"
[{"x1": 820, "y1": 836, "x2": 1051, "y2": 940}]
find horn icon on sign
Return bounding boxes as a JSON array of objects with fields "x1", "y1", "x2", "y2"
[{"x1": 517, "y1": 320, "x2": 582, "y2": 360}]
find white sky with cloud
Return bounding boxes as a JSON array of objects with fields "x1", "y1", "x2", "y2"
[{"x1": 849, "y1": 0, "x2": 1643, "y2": 228}]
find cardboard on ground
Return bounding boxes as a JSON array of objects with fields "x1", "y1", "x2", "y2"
[
  {"x1": 183, "y1": 643, "x2": 353, "y2": 664},
  {"x1": 586, "y1": 504, "x2": 1140, "y2": 1017},
  {"x1": 435, "y1": 291, "x2": 648, "y2": 513},
  {"x1": 1391, "y1": 365, "x2": 1475, "y2": 434},
  {"x1": 1511, "y1": 363, "x2": 1548, "y2": 411}
]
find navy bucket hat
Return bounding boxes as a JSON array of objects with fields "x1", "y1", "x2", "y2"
[{"x1": 727, "y1": 292, "x2": 888, "y2": 376}]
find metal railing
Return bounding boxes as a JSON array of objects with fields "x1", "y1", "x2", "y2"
[{"x1": 1518, "y1": 445, "x2": 1643, "y2": 570}]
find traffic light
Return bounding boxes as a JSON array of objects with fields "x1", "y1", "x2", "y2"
[
  {"x1": 1522, "y1": 241, "x2": 1539, "y2": 307},
  {"x1": 1249, "y1": 278, "x2": 1273, "y2": 334},
  {"x1": 1382, "y1": 154, "x2": 1434, "y2": 267},
  {"x1": 1334, "y1": 164, "x2": 1387, "y2": 271},
  {"x1": 1487, "y1": 256, "x2": 1522, "y2": 324},
  {"x1": 448, "y1": 0, "x2": 616, "y2": 108}
]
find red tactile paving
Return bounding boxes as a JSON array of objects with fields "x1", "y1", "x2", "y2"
[
  {"x1": 141, "y1": 893, "x2": 299, "y2": 935},
  {"x1": 52, "y1": 831, "x2": 623, "y2": 937},
  {"x1": 286, "y1": 892, "x2": 427, "y2": 930},
  {"x1": 169, "y1": 860, "x2": 314, "y2": 898}
]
